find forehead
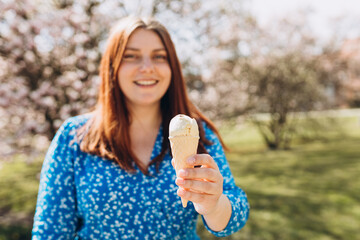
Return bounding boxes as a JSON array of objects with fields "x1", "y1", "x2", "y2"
[{"x1": 126, "y1": 28, "x2": 165, "y2": 50}]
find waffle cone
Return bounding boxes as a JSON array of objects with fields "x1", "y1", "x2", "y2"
[{"x1": 169, "y1": 136, "x2": 199, "y2": 208}]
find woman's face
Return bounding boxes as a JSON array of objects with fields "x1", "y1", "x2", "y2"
[{"x1": 118, "y1": 28, "x2": 171, "y2": 109}]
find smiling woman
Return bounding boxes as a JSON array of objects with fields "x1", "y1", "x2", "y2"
[
  {"x1": 118, "y1": 28, "x2": 171, "y2": 109},
  {"x1": 31, "y1": 16, "x2": 249, "y2": 240}
]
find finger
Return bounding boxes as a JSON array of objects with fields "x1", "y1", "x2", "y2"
[
  {"x1": 177, "y1": 168, "x2": 218, "y2": 182},
  {"x1": 177, "y1": 188, "x2": 216, "y2": 204},
  {"x1": 176, "y1": 178, "x2": 219, "y2": 195},
  {"x1": 187, "y1": 154, "x2": 219, "y2": 169}
]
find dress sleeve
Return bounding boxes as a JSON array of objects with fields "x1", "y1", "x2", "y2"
[
  {"x1": 32, "y1": 119, "x2": 79, "y2": 240},
  {"x1": 201, "y1": 123, "x2": 250, "y2": 237}
]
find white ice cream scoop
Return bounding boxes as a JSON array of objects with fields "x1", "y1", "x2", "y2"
[{"x1": 169, "y1": 114, "x2": 199, "y2": 137}]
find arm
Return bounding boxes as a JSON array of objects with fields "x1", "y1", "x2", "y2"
[
  {"x1": 202, "y1": 193, "x2": 232, "y2": 231},
  {"x1": 176, "y1": 154, "x2": 231, "y2": 232},
  {"x1": 175, "y1": 124, "x2": 249, "y2": 237},
  {"x1": 32, "y1": 119, "x2": 79, "y2": 239}
]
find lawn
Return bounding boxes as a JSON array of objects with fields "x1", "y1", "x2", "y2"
[
  {"x1": 1, "y1": 116, "x2": 360, "y2": 240},
  {"x1": 197, "y1": 116, "x2": 360, "y2": 239}
]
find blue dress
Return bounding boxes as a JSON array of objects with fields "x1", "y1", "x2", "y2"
[{"x1": 32, "y1": 114, "x2": 249, "y2": 240}]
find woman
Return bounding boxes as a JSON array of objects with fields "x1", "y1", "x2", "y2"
[{"x1": 32, "y1": 16, "x2": 249, "y2": 239}]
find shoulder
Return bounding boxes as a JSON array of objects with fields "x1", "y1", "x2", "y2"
[
  {"x1": 200, "y1": 121, "x2": 225, "y2": 153},
  {"x1": 200, "y1": 121, "x2": 227, "y2": 162},
  {"x1": 54, "y1": 113, "x2": 93, "y2": 142},
  {"x1": 200, "y1": 121, "x2": 218, "y2": 143},
  {"x1": 63, "y1": 113, "x2": 92, "y2": 130}
]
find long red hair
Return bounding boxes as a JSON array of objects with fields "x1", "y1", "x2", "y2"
[{"x1": 78, "y1": 16, "x2": 227, "y2": 174}]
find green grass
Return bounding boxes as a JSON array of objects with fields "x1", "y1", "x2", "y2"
[
  {"x1": 0, "y1": 155, "x2": 42, "y2": 240},
  {"x1": 1, "y1": 116, "x2": 360, "y2": 240},
  {"x1": 197, "y1": 116, "x2": 360, "y2": 239},
  {"x1": 0, "y1": 155, "x2": 42, "y2": 214}
]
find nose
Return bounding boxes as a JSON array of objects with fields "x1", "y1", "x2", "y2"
[{"x1": 139, "y1": 57, "x2": 154, "y2": 72}]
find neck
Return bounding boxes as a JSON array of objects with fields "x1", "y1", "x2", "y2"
[{"x1": 128, "y1": 103, "x2": 162, "y2": 130}]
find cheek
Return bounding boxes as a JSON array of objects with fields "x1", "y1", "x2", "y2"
[
  {"x1": 160, "y1": 64, "x2": 172, "y2": 82},
  {"x1": 118, "y1": 65, "x2": 132, "y2": 79},
  {"x1": 117, "y1": 72, "x2": 125, "y2": 90},
  {"x1": 118, "y1": 65, "x2": 134, "y2": 86},
  {"x1": 118, "y1": 78, "x2": 125, "y2": 93}
]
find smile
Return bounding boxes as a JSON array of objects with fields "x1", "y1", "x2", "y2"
[{"x1": 134, "y1": 80, "x2": 159, "y2": 86}]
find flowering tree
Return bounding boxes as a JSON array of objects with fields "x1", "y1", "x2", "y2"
[
  {"x1": 207, "y1": 12, "x2": 350, "y2": 149},
  {"x1": 0, "y1": 0, "x2": 249, "y2": 156},
  {"x1": 0, "y1": 0, "x2": 128, "y2": 154}
]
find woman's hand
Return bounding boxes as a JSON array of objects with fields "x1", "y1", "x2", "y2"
[{"x1": 173, "y1": 154, "x2": 224, "y2": 216}]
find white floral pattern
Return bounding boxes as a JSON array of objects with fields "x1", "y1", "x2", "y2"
[{"x1": 32, "y1": 114, "x2": 249, "y2": 240}]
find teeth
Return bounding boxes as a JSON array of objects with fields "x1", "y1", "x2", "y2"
[{"x1": 135, "y1": 80, "x2": 157, "y2": 86}]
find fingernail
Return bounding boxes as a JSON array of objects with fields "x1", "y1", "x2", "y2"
[
  {"x1": 178, "y1": 169, "x2": 187, "y2": 177},
  {"x1": 176, "y1": 178, "x2": 185, "y2": 185},
  {"x1": 177, "y1": 188, "x2": 185, "y2": 196}
]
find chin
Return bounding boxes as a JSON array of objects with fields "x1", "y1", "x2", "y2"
[{"x1": 128, "y1": 99, "x2": 162, "y2": 108}]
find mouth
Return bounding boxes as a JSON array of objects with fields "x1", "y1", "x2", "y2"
[{"x1": 134, "y1": 79, "x2": 159, "y2": 87}]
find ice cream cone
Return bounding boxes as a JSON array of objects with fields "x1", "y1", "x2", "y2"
[
  {"x1": 169, "y1": 135, "x2": 199, "y2": 208},
  {"x1": 168, "y1": 114, "x2": 200, "y2": 208}
]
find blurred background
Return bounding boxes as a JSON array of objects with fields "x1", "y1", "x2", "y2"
[{"x1": 0, "y1": 0, "x2": 359, "y2": 239}]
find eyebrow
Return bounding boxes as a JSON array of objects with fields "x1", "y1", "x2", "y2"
[{"x1": 125, "y1": 47, "x2": 166, "y2": 52}]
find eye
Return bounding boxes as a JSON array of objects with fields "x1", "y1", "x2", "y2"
[
  {"x1": 153, "y1": 54, "x2": 167, "y2": 61},
  {"x1": 123, "y1": 54, "x2": 138, "y2": 60}
]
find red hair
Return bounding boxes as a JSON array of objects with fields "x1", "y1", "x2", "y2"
[{"x1": 78, "y1": 16, "x2": 227, "y2": 174}]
